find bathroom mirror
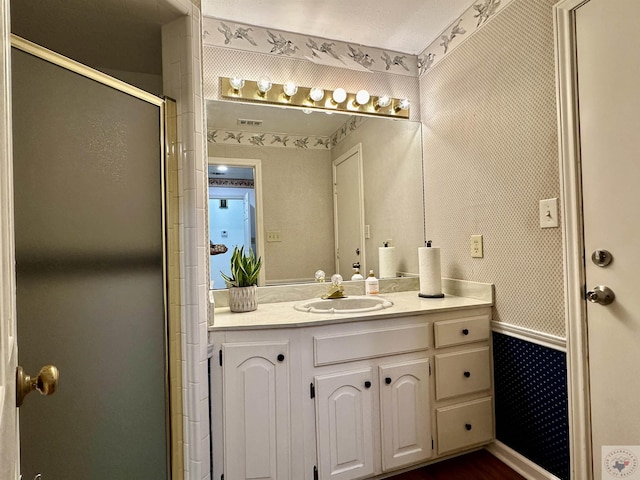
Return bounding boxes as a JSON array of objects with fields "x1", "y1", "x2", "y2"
[{"x1": 207, "y1": 100, "x2": 425, "y2": 288}]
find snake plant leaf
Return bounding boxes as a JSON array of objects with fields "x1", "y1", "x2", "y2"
[{"x1": 220, "y1": 246, "x2": 262, "y2": 287}]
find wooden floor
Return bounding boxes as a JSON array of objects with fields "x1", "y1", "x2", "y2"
[{"x1": 386, "y1": 449, "x2": 526, "y2": 480}]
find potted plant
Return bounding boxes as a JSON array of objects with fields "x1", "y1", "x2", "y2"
[{"x1": 221, "y1": 246, "x2": 262, "y2": 312}]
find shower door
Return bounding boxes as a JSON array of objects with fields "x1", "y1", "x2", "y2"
[{"x1": 11, "y1": 43, "x2": 168, "y2": 479}]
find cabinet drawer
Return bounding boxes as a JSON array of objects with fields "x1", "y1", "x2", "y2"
[
  {"x1": 314, "y1": 324, "x2": 429, "y2": 366},
  {"x1": 435, "y1": 347, "x2": 491, "y2": 400},
  {"x1": 434, "y1": 315, "x2": 490, "y2": 348},
  {"x1": 436, "y1": 397, "x2": 493, "y2": 454}
]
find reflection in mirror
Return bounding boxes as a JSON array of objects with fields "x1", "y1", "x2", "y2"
[
  {"x1": 207, "y1": 100, "x2": 425, "y2": 289},
  {"x1": 208, "y1": 163, "x2": 260, "y2": 290}
]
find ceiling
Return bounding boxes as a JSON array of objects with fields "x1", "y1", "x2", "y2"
[
  {"x1": 10, "y1": 0, "x2": 185, "y2": 75},
  {"x1": 202, "y1": 0, "x2": 477, "y2": 54}
]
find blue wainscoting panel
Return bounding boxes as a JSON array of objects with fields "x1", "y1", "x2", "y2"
[{"x1": 493, "y1": 332, "x2": 570, "y2": 480}]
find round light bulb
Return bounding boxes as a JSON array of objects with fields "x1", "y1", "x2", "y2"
[
  {"x1": 332, "y1": 88, "x2": 347, "y2": 104},
  {"x1": 302, "y1": 108, "x2": 313, "y2": 115},
  {"x1": 257, "y1": 77, "x2": 272, "y2": 94},
  {"x1": 376, "y1": 95, "x2": 392, "y2": 108},
  {"x1": 229, "y1": 77, "x2": 245, "y2": 90},
  {"x1": 355, "y1": 90, "x2": 370, "y2": 106},
  {"x1": 217, "y1": 165, "x2": 228, "y2": 172},
  {"x1": 397, "y1": 98, "x2": 410, "y2": 111},
  {"x1": 283, "y1": 81, "x2": 298, "y2": 97},
  {"x1": 309, "y1": 87, "x2": 325, "y2": 102}
]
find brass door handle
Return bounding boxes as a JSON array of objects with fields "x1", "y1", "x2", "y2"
[{"x1": 16, "y1": 365, "x2": 59, "y2": 407}]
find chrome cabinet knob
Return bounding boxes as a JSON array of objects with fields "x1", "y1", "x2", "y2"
[{"x1": 586, "y1": 285, "x2": 615, "y2": 306}]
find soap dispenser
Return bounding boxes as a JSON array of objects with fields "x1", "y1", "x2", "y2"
[
  {"x1": 365, "y1": 270, "x2": 379, "y2": 295},
  {"x1": 351, "y1": 262, "x2": 364, "y2": 281}
]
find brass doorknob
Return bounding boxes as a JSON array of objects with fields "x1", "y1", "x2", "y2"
[{"x1": 16, "y1": 365, "x2": 59, "y2": 407}]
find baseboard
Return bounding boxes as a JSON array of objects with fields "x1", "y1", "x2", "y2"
[{"x1": 486, "y1": 441, "x2": 562, "y2": 480}]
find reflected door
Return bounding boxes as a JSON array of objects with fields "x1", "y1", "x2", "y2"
[
  {"x1": 333, "y1": 144, "x2": 365, "y2": 278},
  {"x1": 12, "y1": 47, "x2": 168, "y2": 479},
  {"x1": 209, "y1": 196, "x2": 252, "y2": 288}
]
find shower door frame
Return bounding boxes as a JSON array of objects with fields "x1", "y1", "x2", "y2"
[{"x1": 9, "y1": 34, "x2": 183, "y2": 479}]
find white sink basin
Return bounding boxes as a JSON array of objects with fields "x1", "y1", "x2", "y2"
[{"x1": 294, "y1": 295, "x2": 394, "y2": 314}]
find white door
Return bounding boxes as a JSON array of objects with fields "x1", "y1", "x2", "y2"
[
  {"x1": 0, "y1": 0, "x2": 19, "y2": 475},
  {"x1": 0, "y1": 104, "x2": 19, "y2": 478},
  {"x1": 333, "y1": 144, "x2": 365, "y2": 278},
  {"x1": 379, "y1": 359, "x2": 432, "y2": 471},
  {"x1": 575, "y1": 0, "x2": 640, "y2": 477},
  {"x1": 222, "y1": 342, "x2": 291, "y2": 480},
  {"x1": 315, "y1": 368, "x2": 375, "y2": 480}
]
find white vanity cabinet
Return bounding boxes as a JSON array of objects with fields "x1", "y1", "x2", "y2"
[
  {"x1": 313, "y1": 358, "x2": 432, "y2": 480},
  {"x1": 216, "y1": 341, "x2": 292, "y2": 480},
  {"x1": 432, "y1": 312, "x2": 494, "y2": 455},
  {"x1": 310, "y1": 321, "x2": 433, "y2": 480},
  {"x1": 378, "y1": 359, "x2": 432, "y2": 471},
  {"x1": 209, "y1": 305, "x2": 494, "y2": 480},
  {"x1": 314, "y1": 368, "x2": 376, "y2": 480}
]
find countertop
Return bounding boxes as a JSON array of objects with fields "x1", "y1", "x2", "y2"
[{"x1": 209, "y1": 289, "x2": 493, "y2": 331}]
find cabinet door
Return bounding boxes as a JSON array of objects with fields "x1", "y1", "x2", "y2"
[
  {"x1": 379, "y1": 359, "x2": 432, "y2": 471},
  {"x1": 315, "y1": 368, "x2": 375, "y2": 480},
  {"x1": 223, "y1": 342, "x2": 290, "y2": 480}
]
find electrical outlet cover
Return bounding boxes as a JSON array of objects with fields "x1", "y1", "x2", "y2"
[{"x1": 471, "y1": 234, "x2": 483, "y2": 258}]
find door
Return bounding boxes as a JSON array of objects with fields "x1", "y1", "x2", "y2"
[
  {"x1": 333, "y1": 144, "x2": 365, "y2": 278},
  {"x1": 11, "y1": 43, "x2": 168, "y2": 479},
  {"x1": 315, "y1": 368, "x2": 375, "y2": 480},
  {"x1": 574, "y1": 0, "x2": 640, "y2": 478},
  {"x1": 379, "y1": 359, "x2": 431, "y2": 471},
  {"x1": 0, "y1": 2, "x2": 18, "y2": 476},
  {"x1": 210, "y1": 196, "x2": 252, "y2": 288},
  {"x1": 222, "y1": 342, "x2": 291, "y2": 480}
]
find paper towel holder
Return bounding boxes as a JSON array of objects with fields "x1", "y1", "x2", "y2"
[{"x1": 419, "y1": 292, "x2": 445, "y2": 298}]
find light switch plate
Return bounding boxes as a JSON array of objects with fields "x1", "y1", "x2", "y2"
[
  {"x1": 539, "y1": 198, "x2": 559, "y2": 228},
  {"x1": 471, "y1": 234, "x2": 483, "y2": 258},
  {"x1": 266, "y1": 230, "x2": 282, "y2": 242}
]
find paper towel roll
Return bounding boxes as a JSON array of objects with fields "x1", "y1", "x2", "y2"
[
  {"x1": 418, "y1": 246, "x2": 444, "y2": 298},
  {"x1": 379, "y1": 246, "x2": 397, "y2": 279}
]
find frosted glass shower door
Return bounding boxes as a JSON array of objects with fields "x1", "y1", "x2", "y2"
[{"x1": 11, "y1": 47, "x2": 168, "y2": 479}]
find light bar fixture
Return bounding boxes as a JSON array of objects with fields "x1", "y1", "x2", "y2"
[{"x1": 220, "y1": 77, "x2": 410, "y2": 119}]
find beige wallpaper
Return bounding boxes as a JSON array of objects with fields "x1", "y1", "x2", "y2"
[
  {"x1": 332, "y1": 118, "x2": 425, "y2": 277},
  {"x1": 420, "y1": 0, "x2": 565, "y2": 337},
  {"x1": 208, "y1": 143, "x2": 335, "y2": 284}
]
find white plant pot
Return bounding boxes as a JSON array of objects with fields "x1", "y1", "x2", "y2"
[{"x1": 228, "y1": 285, "x2": 258, "y2": 313}]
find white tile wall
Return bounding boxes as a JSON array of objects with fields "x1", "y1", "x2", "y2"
[{"x1": 162, "y1": 3, "x2": 210, "y2": 478}]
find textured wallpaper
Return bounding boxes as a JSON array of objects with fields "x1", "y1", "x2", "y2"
[
  {"x1": 331, "y1": 118, "x2": 425, "y2": 277},
  {"x1": 420, "y1": 0, "x2": 565, "y2": 337}
]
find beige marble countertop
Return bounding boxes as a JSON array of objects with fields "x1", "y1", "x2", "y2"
[{"x1": 209, "y1": 283, "x2": 493, "y2": 331}]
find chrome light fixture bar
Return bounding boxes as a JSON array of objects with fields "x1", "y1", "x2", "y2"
[{"x1": 220, "y1": 77, "x2": 410, "y2": 119}]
